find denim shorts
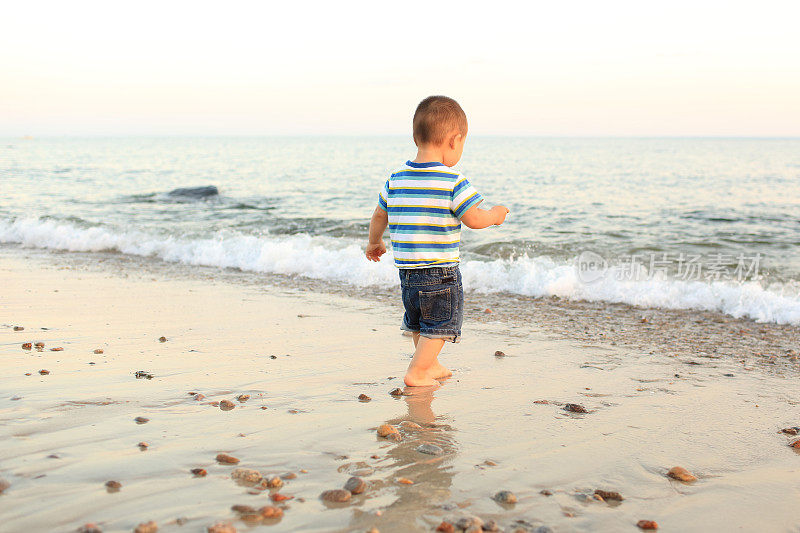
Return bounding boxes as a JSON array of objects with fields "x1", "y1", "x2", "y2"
[{"x1": 399, "y1": 265, "x2": 463, "y2": 343}]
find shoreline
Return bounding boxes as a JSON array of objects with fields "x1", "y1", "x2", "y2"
[{"x1": 2, "y1": 252, "x2": 799, "y2": 532}]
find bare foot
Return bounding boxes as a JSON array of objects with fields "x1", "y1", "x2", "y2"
[
  {"x1": 404, "y1": 370, "x2": 440, "y2": 387},
  {"x1": 430, "y1": 363, "x2": 452, "y2": 380}
]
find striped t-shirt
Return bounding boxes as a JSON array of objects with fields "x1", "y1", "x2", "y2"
[{"x1": 377, "y1": 160, "x2": 483, "y2": 269}]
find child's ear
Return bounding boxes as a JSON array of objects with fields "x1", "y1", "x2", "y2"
[{"x1": 450, "y1": 132, "x2": 462, "y2": 149}]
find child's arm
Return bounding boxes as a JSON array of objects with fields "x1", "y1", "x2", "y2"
[
  {"x1": 365, "y1": 206, "x2": 388, "y2": 261},
  {"x1": 460, "y1": 204, "x2": 509, "y2": 229}
]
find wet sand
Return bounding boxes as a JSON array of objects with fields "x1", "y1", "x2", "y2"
[{"x1": 2, "y1": 254, "x2": 800, "y2": 533}]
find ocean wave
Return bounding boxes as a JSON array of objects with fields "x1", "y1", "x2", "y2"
[{"x1": 2, "y1": 217, "x2": 798, "y2": 326}]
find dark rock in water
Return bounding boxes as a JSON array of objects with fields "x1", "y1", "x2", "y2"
[
  {"x1": 493, "y1": 490, "x2": 518, "y2": 504},
  {"x1": 416, "y1": 443, "x2": 443, "y2": 455},
  {"x1": 564, "y1": 403, "x2": 587, "y2": 413},
  {"x1": 540, "y1": 489, "x2": 553, "y2": 496},
  {"x1": 321, "y1": 489, "x2": 351, "y2": 502},
  {"x1": 344, "y1": 476, "x2": 366, "y2": 494},
  {"x1": 167, "y1": 185, "x2": 219, "y2": 199},
  {"x1": 595, "y1": 489, "x2": 624, "y2": 501},
  {"x1": 191, "y1": 468, "x2": 207, "y2": 477},
  {"x1": 388, "y1": 388, "x2": 405, "y2": 396}
]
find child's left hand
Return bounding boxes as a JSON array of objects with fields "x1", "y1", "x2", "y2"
[{"x1": 365, "y1": 241, "x2": 386, "y2": 261}]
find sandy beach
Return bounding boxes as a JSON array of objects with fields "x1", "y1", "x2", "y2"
[{"x1": 1, "y1": 250, "x2": 799, "y2": 533}]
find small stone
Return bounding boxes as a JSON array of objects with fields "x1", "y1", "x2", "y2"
[
  {"x1": 281, "y1": 472, "x2": 297, "y2": 480},
  {"x1": 483, "y1": 520, "x2": 500, "y2": 532},
  {"x1": 377, "y1": 424, "x2": 399, "y2": 438},
  {"x1": 358, "y1": 394, "x2": 371, "y2": 402},
  {"x1": 780, "y1": 427, "x2": 800, "y2": 435},
  {"x1": 50, "y1": 347, "x2": 64, "y2": 352},
  {"x1": 194, "y1": 394, "x2": 206, "y2": 401},
  {"x1": 455, "y1": 517, "x2": 483, "y2": 530},
  {"x1": 191, "y1": 468, "x2": 207, "y2": 477},
  {"x1": 134, "y1": 416, "x2": 149, "y2": 424},
  {"x1": 265, "y1": 476, "x2": 283, "y2": 488},
  {"x1": 206, "y1": 523, "x2": 236, "y2": 533},
  {"x1": 134, "y1": 371, "x2": 154, "y2": 379},
  {"x1": 93, "y1": 349, "x2": 104, "y2": 354},
  {"x1": 493, "y1": 490, "x2": 518, "y2": 504},
  {"x1": 216, "y1": 453, "x2": 240, "y2": 464},
  {"x1": 13, "y1": 326, "x2": 24, "y2": 331},
  {"x1": 637, "y1": 520, "x2": 658, "y2": 530},
  {"x1": 484, "y1": 308, "x2": 492, "y2": 314},
  {"x1": 219, "y1": 400, "x2": 236, "y2": 411},
  {"x1": 231, "y1": 505, "x2": 255, "y2": 515},
  {"x1": 667, "y1": 466, "x2": 697, "y2": 482},
  {"x1": 133, "y1": 521, "x2": 158, "y2": 533},
  {"x1": 300, "y1": 469, "x2": 308, "y2": 473},
  {"x1": 344, "y1": 476, "x2": 366, "y2": 494},
  {"x1": 321, "y1": 489, "x2": 351, "y2": 502},
  {"x1": 435, "y1": 522, "x2": 455, "y2": 533},
  {"x1": 416, "y1": 443, "x2": 443, "y2": 455},
  {"x1": 138, "y1": 442, "x2": 149, "y2": 450},
  {"x1": 396, "y1": 477, "x2": 413, "y2": 485},
  {"x1": 386, "y1": 433, "x2": 402, "y2": 442},
  {"x1": 158, "y1": 336, "x2": 167, "y2": 343},
  {"x1": 388, "y1": 388, "x2": 405, "y2": 396},
  {"x1": 105, "y1": 480, "x2": 122, "y2": 492},
  {"x1": 0, "y1": 478, "x2": 10, "y2": 493},
  {"x1": 231, "y1": 468, "x2": 262, "y2": 484},
  {"x1": 790, "y1": 439, "x2": 800, "y2": 449},
  {"x1": 270, "y1": 355, "x2": 277, "y2": 359},
  {"x1": 564, "y1": 403, "x2": 587, "y2": 413},
  {"x1": 22, "y1": 342, "x2": 32, "y2": 350},
  {"x1": 38, "y1": 369, "x2": 50, "y2": 375},
  {"x1": 400, "y1": 421, "x2": 423, "y2": 429},
  {"x1": 534, "y1": 527, "x2": 554, "y2": 533},
  {"x1": 259, "y1": 506, "x2": 283, "y2": 519},
  {"x1": 236, "y1": 394, "x2": 250, "y2": 402},
  {"x1": 594, "y1": 489, "x2": 624, "y2": 501},
  {"x1": 34, "y1": 342, "x2": 45, "y2": 348},
  {"x1": 77, "y1": 523, "x2": 102, "y2": 533},
  {"x1": 540, "y1": 489, "x2": 553, "y2": 496},
  {"x1": 270, "y1": 493, "x2": 292, "y2": 502},
  {"x1": 494, "y1": 350, "x2": 505, "y2": 356}
]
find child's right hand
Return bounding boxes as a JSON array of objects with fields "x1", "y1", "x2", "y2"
[
  {"x1": 365, "y1": 241, "x2": 387, "y2": 261},
  {"x1": 491, "y1": 205, "x2": 510, "y2": 225}
]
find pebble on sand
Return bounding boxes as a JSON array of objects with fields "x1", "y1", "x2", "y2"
[
  {"x1": 236, "y1": 394, "x2": 250, "y2": 402},
  {"x1": 191, "y1": 468, "x2": 208, "y2": 477},
  {"x1": 594, "y1": 489, "x2": 624, "y2": 501},
  {"x1": 435, "y1": 522, "x2": 455, "y2": 533},
  {"x1": 344, "y1": 476, "x2": 366, "y2": 494},
  {"x1": 133, "y1": 521, "x2": 158, "y2": 533},
  {"x1": 667, "y1": 466, "x2": 698, "y2": 482},
  {"x1": 39, "y1": 369, "x2": 50, "y2": 375},
  {"x1": 320, "y1": 489, "x2": 352, "y2": 502},
  {"x1": 13, "y1": 326, "x2": 24, "y2": 331},
  {"x1": 22, "y1": 342, "x2": 32, "y2": 350},
  {"x1": 456, "y1": 517, "x2": 483, "y2": 530},
  {"x1": 483, "y1": 520, "x2": 500, "y2": 532},
  {"x1": 388, "y1": 388, "x2": 405, "y2": 396},
  {"x1": 231, "y1": 468, "x2": 262, "y2": 484},
  {"x1": 494, "y1": 350, "x2": 506, "y2": 356},
  {"x1": 264, "y1": 476, "x2": 283, "y2": 488},
  {"x1": 216, "y1": 453, "x2": 240, "y2": 465},
  {"x1": 396, "y1": 478, "x2": 414, "y2": 485},
  {"x1": 134, "y1": 417, "x2": 149, "y2": 424},
  {"x1": 358, "y1": 394, "x2": 371, "y2": 402},
  {"x1": 281, "y1": 472, "x2": 297, "y2": 480},
  {"x1": 77, "y1": 523, "x2": 103, "y2": 533},
  {"x1": 231, "y1": 505, "x2": 255, "y2": 514},
  {"x1": 259, "y1": 506, "x2": 283, "y2": 519},
  {"x1": 138, "y1": 442, "x2": 149, "y2": 450},
  {"x1": 637, "y1": 520, "x2": 658, "y2": 530},
  {"x1": 158, "y1": 336, "x2": 167, "y2": 343},
  {"x1": 0, "y1": 478, "x2": 10, "y2": 493},
  {"x1": 416, "y1": 443, "x2": 443, "y2": 455},
  {"x1": 377, "y1": 424, "x2": 399, "y2": 438},
  {"x1": 105, "y1": 480, "x2": 122, "y2": 492},
  {"x1": 493, "y1": 490, "x2": 518, "y2": 504},
  {"x1": 540, "y1": 489, "x2": 553, "y2": 496},
  {"x1": 781, "y1": 427, "x2": 800, "y2": 436},
  {"x1": 219, "y1": 400, "x2": 236, "y2": 411},
  {"x1": 93, "y1": 349, "x2": 104, "y2": 354},
  {"x1": 50, "y1": 347, "x2": 64, "y2": 351},
  {"x1": 790, "y1": 439, "x2": 800, "y2": 449},
  {"x1": 564, "y1": 403, "x2": 588, "y2": 413},
  {"x1": 206, "y1": 522, "x2": 236, "y2": 533},
  {"x1": 35, "y1": 342, "x2": 45, "y2": 348},
  {"x1": 270, "y1": 493, "x2": 292, "y2": 502}
]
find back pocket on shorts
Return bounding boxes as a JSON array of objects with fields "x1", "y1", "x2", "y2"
[{"x1": 419, "y1": 287, "x2": 452, "y2": 322}]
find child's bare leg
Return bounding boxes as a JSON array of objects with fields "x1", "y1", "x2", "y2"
[
  {"x1": 404, "y1": 336, "x2": 445, "y2": 387},
  {"x1": 409, "y1": 333, "x2": 451, "y2": 380}
]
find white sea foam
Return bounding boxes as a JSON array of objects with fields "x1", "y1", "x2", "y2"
[{"x1": 2, "y1": 217, "x2": 799, "y2": 325}]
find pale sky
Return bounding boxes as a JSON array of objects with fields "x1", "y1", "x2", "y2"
[{"x1": 1, "y1": 0, "x2": 799, "y2": 136}]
